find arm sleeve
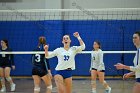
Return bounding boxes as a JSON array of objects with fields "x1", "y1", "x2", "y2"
[
  {"x1": 97, "y1": 51, "x2": 104, "y2": 71},
  {"x1": 98, "y1": 51, "x2": 103, "y2": 65},
  {"x1": 46, "y1": 48, "x2": 58, "y2": 58},
  {"x1": 90, "y1": 53, "x2": 93, "y2": 70},
  {"x1": 9, "y1": 49, "x2": 14, "y2": 65},
  {"x1": 31, "y1": 54, "x2": 34, "y2": 65},
  {"x1": 75, "y1": 43, "x2": 85, "y2": 53},
  {"x1": 46, "y1": 59, "x2": 50, "y2": 70},
  {"x1": 130, "y1": 49, "x2": 140, "y2": 72},
  {"x1": 10, "y1": 54, "x2": 14, "y2": 65},
  {"x1": 130, "y1": 64, "x2": 140, "y2": 72}
]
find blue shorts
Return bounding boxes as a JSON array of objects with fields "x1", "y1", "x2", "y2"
[
  {"x1": 54, "y1": 70, "x2": 73, "y2": 79},
  {"x1": 136, "y1": 78, "x2": 140, "y2": 83}
]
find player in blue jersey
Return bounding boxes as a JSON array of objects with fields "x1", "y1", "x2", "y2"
[
  {"x1": 32, "y1": 36, "x2": 52, "y2": 93},
  {"x1": 0, "y1": 39, "x2": 16, "y2": 92}
]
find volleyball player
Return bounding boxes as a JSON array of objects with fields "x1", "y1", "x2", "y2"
[
  {"x1": 32, "y1": 36, "x2": 52, "y2": 93},
  {"x1": 44, "y1": 32, "x2": 85, "y2": 93},
  {"x1": 114, "y1": 31, "x2": 140, "y2": 93},
  {"x1": 90, "y1": 41, "x2": 111, "y2": 93},
  {"x1": 0, "y1": 39, "x2": 16, "y2": 92}
]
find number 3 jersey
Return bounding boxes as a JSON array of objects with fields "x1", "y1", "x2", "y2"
[
  {"x1": 32, "y1": 47, "x2": 50, "y2": 70},
  {"x1": 90, "y1": 49, "x2": 105, "y2": 70},
  {"x1": 46, "y1": 44, "x2": 85, "y2": 70}
]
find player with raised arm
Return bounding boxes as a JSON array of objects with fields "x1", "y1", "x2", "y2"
[{"x1": 44, "y1": 32, "x2": 85, "y2": 93}]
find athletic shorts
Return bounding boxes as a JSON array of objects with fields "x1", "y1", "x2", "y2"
[
  {"x1": 0, "y1": 62, "x2": 11, "y2": 68},
  {"x1": 136, "y1": 78, "x2": 140, "y2": 83},
  {"x1": 54, "y1": 69, "x2": 73, "y2": 79},
  {"x1": 92, "y1": 68, "x2": 105, "y2": 72},
  {"x1": 32, "y1": 67, "x2": 48, "y2": 77}
]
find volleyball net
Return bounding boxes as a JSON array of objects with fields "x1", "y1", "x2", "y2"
[{"x1": 0, "y1": 7, "x2": 140, "y2": 76}]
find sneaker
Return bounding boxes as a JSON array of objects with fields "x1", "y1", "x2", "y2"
[
  {"x1": 0, "y1": 87, "x2": 6, "y2": 92},
  {"x1": 105, "y1": 87, "x2": 111, "y2": 93},
  {"x1": 92, "y1": 89, "x2": 96, "y2": 93},
  {"x1": 11, "y1": 83, "x2": 16, "y2": 91},
  {"x1": 92, "y1": 91, "x2": 97, "y2": 93}
]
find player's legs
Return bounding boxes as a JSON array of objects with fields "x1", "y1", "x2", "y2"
[
  {"x1": 133, "y1": 82, "x2": 140, "y2": 93},
  {"x1": 54, "y1": 75, "x2": 65, "y2": 93},
  {"x1": 32, "y1": 75, "x2": 41, "y2": 93},
  {"x1": 64, "y1": 77, "x2": 72, "y2": 93},
  {"x1": 4, "y1": 67, "x2": 14, "y2": 84},
  {"x1": 41, "y1": 74, "x2": 52, "y2": 93},
  {"x1": 4, "y1": 67, "x2": 16, "y2": 91},
  {"x1": 97, "y1": 71, "x2": 111, "y2": 93},
  {"x1": 91, "y1": 69, "x2": 98, "y2": 93},
  {"x1": 0, "y1": 67, "x2": 6, "y2": 92}
]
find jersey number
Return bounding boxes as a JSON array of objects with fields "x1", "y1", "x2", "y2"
[
  {"x1": 93, "y1": 57, "x2": 95, "y2": 60},
  {"x1": 35, "y1": 54, "x2": 41, "y2": 62},
  {"x1": 64, "y1": 55, "x2": 70, "y2": 61}
]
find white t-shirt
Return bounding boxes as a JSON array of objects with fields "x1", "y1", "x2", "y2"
[
  {"x1": 130, "y1": 48, "x2": 140, "y2": 78},
  {"x1": 90, "y1": 49, "x2": 105, "y2": 71},
  {"x1": 46, "y1": 44, "x2": 85, "y2": 70}
]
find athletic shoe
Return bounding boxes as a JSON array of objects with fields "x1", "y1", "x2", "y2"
[
  {"x1": 11, "y1": 83, "x2": 16, "y2": 91},
  {"x1": 0, "y1": 87, "x2": 6, "y2": 92},
  {"x1": 92, "y1": 89, "x2": 96, "y2": 93},
  {"x1": 105, "y1": 87, "x2": 111, "y2": 93}
]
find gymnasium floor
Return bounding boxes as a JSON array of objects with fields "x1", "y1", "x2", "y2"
[{"x1": 3, "y1": 77, "x2": 135, "y2": 93}]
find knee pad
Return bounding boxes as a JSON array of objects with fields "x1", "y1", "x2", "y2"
[
  {"x1": 91, "y1": 80, "x2": 96, "y2": 85},
  {"x1": 34, "y1": 86, "x2": 40, "y2": 92},
  {"x1": 0, "y1": 77, "x2": 2, "y2": 81},
  {"x1": 0, "y1": 77, "x2": 5, "y2": 82},
  {"x1": 47, "y1": 85, "x2": 52, "y2": 90},
  {"x1": 6, "y1": 77, "x2": 12, "y2": 82}
]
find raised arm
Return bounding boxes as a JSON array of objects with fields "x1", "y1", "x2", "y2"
[
  {"x1": 44, "y1": 45, "x2": 49, "y2": 58},
  {"x1": 44, "y1": 45, "x2": 57, "y2": 58},
  {"x1": 73, "y1": 32, "x2": 85, "y2": 46},
  {"x1": 73, "y1": 32, "x2": 85, "y2": 52}
]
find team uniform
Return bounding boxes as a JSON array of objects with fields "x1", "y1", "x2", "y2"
[
  {"x1": 90, "y1": 49, "x2": 105, "y2": 72},
  {"x1": 0, "y1": 47, "x2": 14, "y2": 68},
  {"x1": 130, "y1": 48, "x2": 140, "y2": 83},
  {"x1": 46, "y1": 44, "x2": 85, "y2": 79},
  {"x1": 32, "y1": 47, "x2": 50, "y2": 77}
]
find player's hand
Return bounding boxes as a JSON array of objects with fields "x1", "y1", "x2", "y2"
[
  {"x1": 73, "y1": 32, "x2": 80, "y2": 38},
  {"x1": 48, "y1": 70, "x2": 52, "y2": 79},
  {"x1": 44, "y1": 45, "x2": 49, "y2": 50},
  {"x1": 49, "y1": 72, "x2": 53, "y2": 79},
  {"x1": 89, "y1": 70, "x2": 91, "y2": 73},
  {"x1": 114, "y1": 63, "x2": 125, "y2": 70},
  {"x1": 12, "y1": 65, "x2": 15, "y2": 70},
  {"x1": 123, "y1": 73, "x2": 131, "y2": 80}
]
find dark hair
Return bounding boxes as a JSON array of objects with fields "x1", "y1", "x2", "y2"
[
  {"x1": 94, "y1": 41, "x2": 101, "y2": 49},
  {"x1": 38, "y1": 36, "x2": 46, "y2": 47},
  {"x1": 1, "y1": 39, "x2": 8, "y2": 47},
  {"x1": 134, "y1": 31, "x2": 140, "y2": 37}
]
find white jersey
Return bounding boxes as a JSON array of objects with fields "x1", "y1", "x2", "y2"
[
  {"x1": 90, "y1": 49, "x2": 105, "y2": 71},
  {"x1": 130, "y1": 48, "x2": 140, "y2": 78},
  {"x1": 46, "y1": 44, "x2": 85, "y2": 70}
]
